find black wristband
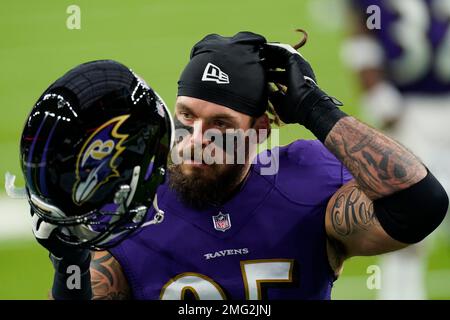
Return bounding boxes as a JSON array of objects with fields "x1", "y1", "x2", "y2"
[
  {"x1": 50, "y1": 249, "x2": 91, "y2": 272},
  {"x1": 50, "y1": 251, "x2": 93, "y2": 300},
  {"x1": 52, "y1": 267, "x2": 93, "y2": 300},
  {"x1": 298, "y1": 87, "x2": 347, "y2": 142}
]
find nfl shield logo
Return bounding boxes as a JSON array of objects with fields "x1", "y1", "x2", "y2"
[{"x1": 212, "y1": 212, "x2": 231, "y2": 232}]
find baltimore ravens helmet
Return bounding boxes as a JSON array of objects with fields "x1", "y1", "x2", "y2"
[{"x1": 14, "y1": 60, "x2": 174, "y2": 250}]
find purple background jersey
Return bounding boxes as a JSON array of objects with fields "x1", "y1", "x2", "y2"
[
  {"x1": 110, "y1": 140, "x2": 353, "y2": 300},
  {"x1": 352, "y1": 0, "x2": 450, "y2": 94}
]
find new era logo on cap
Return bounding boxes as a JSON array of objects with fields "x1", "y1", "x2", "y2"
[{"x1": 201, "y1": 63, "x2": 230, "y2": 84}]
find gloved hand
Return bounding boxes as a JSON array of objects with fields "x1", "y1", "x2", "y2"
[
  {"x1": 31, "y1": 209, "x2": 90, "y2": 272},
  {"x1": 263, "y1": 43, "x2": 345, "y2": 141},
  {"x1": 32, "y1": 209, "x2": 93, "y2": 300}
]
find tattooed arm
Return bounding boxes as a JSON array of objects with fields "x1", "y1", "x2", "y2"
[
  {"x1": 90, "y1": 251, "x2": 131, "y2": 300},
  {"x1": 324, "y1": 117, "x2": 426, "y2": 269},
  {"x1": 326, "y1": 117, "x2": 426, "y2": 199},
  {"x1": 263, "y1": 41, "x2": 447, "y2": 269}
]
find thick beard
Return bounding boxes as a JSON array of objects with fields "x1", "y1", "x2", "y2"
[{"x1": 168, "y1": 163, "x2": 247, "y2": 210}]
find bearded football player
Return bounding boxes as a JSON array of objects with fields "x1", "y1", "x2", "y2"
[{"x1": 20, "y1": 32, "x2": 448, "y2": 300}]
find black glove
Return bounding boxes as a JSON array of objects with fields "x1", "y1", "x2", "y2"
[
  {"x1": 32, "y1": 209, "x2": 92, "y2": 300},
  {"x1": 263, "y1": 43, "x2": 346, "y2": 141},
  {"x1": 31, "y1": 209, "x2": 90, "y2": 271}
]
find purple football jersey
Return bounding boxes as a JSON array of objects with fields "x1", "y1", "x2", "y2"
[
  {"x1": 109, "y1": 140, "x2": 353, "y2": 300},
  {"x1": 352, "y1": 0, "x2": 450, "y2": 94}
]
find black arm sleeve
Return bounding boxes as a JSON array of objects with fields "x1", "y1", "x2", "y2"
[{"x1": 374, "y1": 169, "x2": 449, "y2": 244}]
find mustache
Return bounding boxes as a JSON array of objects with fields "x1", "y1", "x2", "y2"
[
  {"x1": 168, "y1": 156, "x2": 247, "y2": 209},
  {"x1": 176, "y1": 144, "x2": 217, "y2": 165}
]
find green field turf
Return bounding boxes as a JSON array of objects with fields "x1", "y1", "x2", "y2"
[
  {"x1": 0, "y1": 0, "x2": 448, "y2": 300},
  {"x1": 1, "y1": 236, "x2": 449, "y2": 300}
]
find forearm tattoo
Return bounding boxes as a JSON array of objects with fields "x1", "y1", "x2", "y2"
[
  {"x1": 90, "y1": 251, "x2": 130, "y2": 300},
  {"x1": 325, "y1": 117, "x2": 426, "y2": 199}
]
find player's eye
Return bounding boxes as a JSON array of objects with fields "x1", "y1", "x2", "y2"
[
  {"x1": 213, "y1": 120, "x2": 228, "y2": 129},
  {"x1": 180, "y1": 112, "x2": 193, "y2": 120}
]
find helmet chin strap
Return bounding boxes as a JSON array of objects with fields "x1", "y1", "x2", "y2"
[
  {"x1": 141, "y1": 194, "x2": 165, "y2": 228},
  {"x1": 117, "y1": 164, "x2": 165, "y2": 228},
  {"x1": 77, "y1": 171, "x2": 165, "y2": 248},
  {"x1": 5, "y1": 172, "x2": 27, "y2": 199}
]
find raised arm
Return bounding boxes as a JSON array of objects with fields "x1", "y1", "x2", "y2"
[
  {"x1": 264, "y1": 42, "x2": 448, "y2": 264},
  {"x1": 46, "y1": 250, "x2": 131, "y2": 300},
  {"x1": 323, "y1": 117, "x2": 424, "y2": 259},
  {"x1": 31, "y1": 213, "x2": 131, "y2": 300}
]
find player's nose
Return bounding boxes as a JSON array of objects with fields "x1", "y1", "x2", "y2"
[{"x1": 189, "y1": 119, "x2": 210, "y2": 147}]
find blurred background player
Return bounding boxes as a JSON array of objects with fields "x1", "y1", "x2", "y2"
[{"x1": 342, "y1": 0, "x2": 450, "y2": 299}]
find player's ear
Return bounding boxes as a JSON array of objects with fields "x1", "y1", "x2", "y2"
[{"x1": 252, "y1": 113, "x2": 270, "y2": 144}]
